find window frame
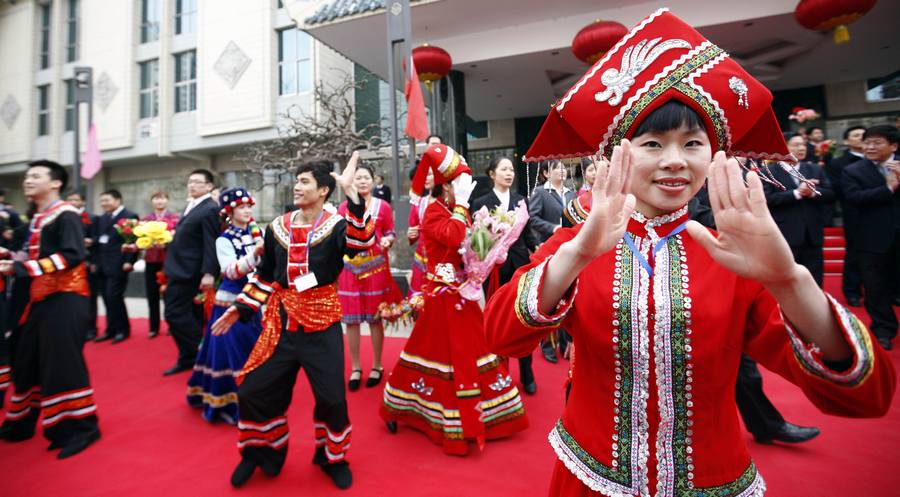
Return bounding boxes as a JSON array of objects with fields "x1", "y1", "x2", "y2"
[
  {"x1": 174, "y1": 0, "x2": 197, "y2": 35},
  {"x1": 39, "y1": 3, "x2": 51, "y2": 69},
  {"x1": 139, "y1": 59, "x2": 160, "y2": 119},
  {"x1": 37, "y1": 85, "x2": 51, "y2": 136},
  {"x1": 140, "y1": 0, "x2": 160, "y2": 43},
  {"x1": 66, "y1": 0, "x2": 79, "y2": 62},
  {"x1": 65, "y1": 79, "x2": 76, "y2": 131},
  {"x1": 277, "y1": 27, "x2": 313, "y2": 97},
  {"x1": 174, "y1": 50, "x2": 197, "y2": 113}
]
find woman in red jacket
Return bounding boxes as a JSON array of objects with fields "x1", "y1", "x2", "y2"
[{"x1": 485, "y1": 9, "x2": 895, "y2": 497}]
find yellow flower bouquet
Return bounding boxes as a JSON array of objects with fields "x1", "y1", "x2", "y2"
[{"x1": 133, "y1": 220, "x2": 174, "y2": 249}]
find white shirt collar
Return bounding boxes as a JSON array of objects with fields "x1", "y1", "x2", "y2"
[
  {"x1": 112, "y1": 205, "x2": 124, "y2": 217},
  {"x1": 543, "y1": 181, "x2": 571, "y2": 195},
  {"x1": 493, "y1": 188, "x2": 510, "y2": 208}
]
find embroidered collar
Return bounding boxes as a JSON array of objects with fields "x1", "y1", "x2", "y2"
[{"x1": 629, "y1": 204, "x2": 689, "y2": 240}]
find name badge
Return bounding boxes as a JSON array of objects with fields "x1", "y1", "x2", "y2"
[
  {"x1": 98, "y1": 235, "x2": 110, "y2": 244},
  {"x1": 293, "y1": 272, "x2": 318, "y2": 292}
]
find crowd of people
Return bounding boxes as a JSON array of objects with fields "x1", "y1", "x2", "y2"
[{"x1": 0, "y1": 8, "x2": 897, "y2": 497}]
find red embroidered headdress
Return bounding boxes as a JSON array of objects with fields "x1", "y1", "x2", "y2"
[
  {"x1": 410, "y1": 144, "x2": 473, "y2": 196},
  {"x1": 525, "y1": 8, "x2": 792, "y2": 164}
]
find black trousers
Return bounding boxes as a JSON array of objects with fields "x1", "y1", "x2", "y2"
[
  {"x1": 98, "y1": 270, "x2": 130, "y2": 337},
  {"x1": 87, "y1": 268, "x2": 100, "y2": 334},
  {"x1": 1, "y1": 293, "x2": 99, "y2": 445},
  {"x1": 144, "y1": 262, "x2": 164, "y2": 333},
  {"x1": 790, "y1": 242, "x2": 824, "y2": 287},
  {"x1": 518, "y1": 354, "x2": 534, "y2": 386},
  {"x1": 842, "y1": 239, "x2": 864, "y2": 300},
  {"x1": 163, "y1": 278, "x2": 203, "y2": 367},
  {"x1": 735, "y1": 355, "x2": 785, "y2": 438},
  {"x1": 237, "y1": 322, "x2": 350, "y2": 471},
  {"x1": 859, "y1": 239, "x2": 900, "y2": 342}
]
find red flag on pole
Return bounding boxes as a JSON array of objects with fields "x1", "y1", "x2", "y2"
[
  {"x1": 404, "y1": 56, "x2": 430, "y2": 141},
  {"x1": 81, "y1": 123, "x2": 102, "y2": 180}
]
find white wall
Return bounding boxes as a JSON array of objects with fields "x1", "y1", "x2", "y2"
[
  {"x1": 197, "y1": 0, "x2": 274, "y2": 136},
  {"x1": 0, "y1": 2, "x2": 36, "y2": 165}
]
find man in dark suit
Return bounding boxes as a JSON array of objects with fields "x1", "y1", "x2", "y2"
[
  {"x1": 825, "y1": 125, "x2": 867, "y2": 305},
  {"x1": 372, "y1": 174, "x2": 392, "y2": 205},
  {"x1": 842, "y1": 124, "x2": 900, "y2": 350},
  {"x1": 162, "y1": 169, "x2": 220, "y2": 375},
  {"x1": 93, "y1": 190, "x2": 139, "y2": 344},
  {"x1": 66, "y1": 191, "x2": 101, "y2": 340},
  {"x1": 763, "y1": 134, "x2": 834, "y2": 286}
]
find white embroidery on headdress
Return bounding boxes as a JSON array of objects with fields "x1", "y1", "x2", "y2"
[
  {"x1": 594, "y1": 38, "x2": 693, "y2": 106},
  {"x1": 729, "y1": 77, "x2": 749, "y2": 109}
]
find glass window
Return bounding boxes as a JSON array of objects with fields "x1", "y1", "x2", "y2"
[
  {"x1": 175, "y1": 0, "x2": 197, "y2": 35},
  {"x1": 39, "y1": 3, "x2": 51, "y2": 69},
  {"x1": 139, "y1": 59, "x2": 159, "y2": 119},
  {"x1": 66, "y1": 0, "x2": 79, "y2": 62},
  {"x1": 278, "y1": 28, "x2": 312, "y2": 96},
  {"x1": 866, "y1": 71, "x2": 900, "y2": 102},
  {"x1": 174, "y1": 50, "x2": 196, "y2": 113},
  {"x1": 141, "y1": 0, "x2": 160, "y2": 43},
  {"x1": 65, "y1": 79, "x2": 76, "y2": 131},
  {"x1": 37, "y1": 85, "x2": 50, "y2": 136}
]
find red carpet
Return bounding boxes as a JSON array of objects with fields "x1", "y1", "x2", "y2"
[{"x1": 1, "y1": 276, "x2": 898, "y2": 497}]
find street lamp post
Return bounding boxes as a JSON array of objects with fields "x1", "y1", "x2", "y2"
[{"x1": 73, "y1": 66, "x2": 93, "y2": 196}]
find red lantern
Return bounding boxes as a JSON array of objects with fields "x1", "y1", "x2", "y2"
[
  {"x1": 794, "y1": 0, "x2": 877, "y2": 45},
  {"x1": 571, "y1": 19, "x2": 628, "y2": 65},
  {"x1": 412, "y1": 44, "x2": 452, "y2": 91}
]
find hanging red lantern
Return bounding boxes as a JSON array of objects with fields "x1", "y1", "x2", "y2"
[
  {"x1": 412, "y1": 44, "x2": 452, "y2": 91},
  {"x1": 794, "y1": 0, "x2": 877, "y2": 45},
  {"x1": 571, "y1": 19, "x2": 628, "y2": 65}
]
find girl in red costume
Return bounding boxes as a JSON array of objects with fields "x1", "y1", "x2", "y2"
[
  {"x1": 485, "y1": 9, "x2": 895, "y2": 497},
  {"x1": 381, "y1": 144, "x2": 528, "y2": 455}
]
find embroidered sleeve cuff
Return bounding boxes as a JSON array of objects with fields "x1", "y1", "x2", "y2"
[
  {"x1": 451, "y1": 205, "x2": 470, "y2": 225},
  {"x1": 225, "y1": 253, "x2": 258, "y2": 280},
  {"x1": 563, "y1": 197, "x2": 589, "y2": 227},
  {"x1": 783, "y1": 293, "x2": 875, "y2": 387},
  {"x1": 514, "y1": 259, "x2": 577, "y2": 329},
  {"x1": 344, "y1": 211, "x2": 376, "y2": 251},
  {"x1": 24, "y1": 253, "x2": 69, "y2": 277},
  {"x1": 235, "y1": 277, "x2": 274, "y2": 313}
]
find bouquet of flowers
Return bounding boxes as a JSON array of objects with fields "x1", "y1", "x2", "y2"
[
  {"x1": 133, "y1": 220, "x2": 175, "y2": 249},
  {"x1": 457, "y1": 200, "x2": 529, "y2": 302},
  {"x1": 788, "y1": 107, "x2": 820, "y2": 123},
  {"x1": 815, "y1": 139, "x2": 836, "y2": 160},
  {"x1": 114, "y1": 218, "x2": 140, "y2": 244}
]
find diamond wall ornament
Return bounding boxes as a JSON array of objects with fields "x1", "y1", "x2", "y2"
[
  {"x1": 213, "y1": 41, "x2": 252, "y2": 90},
  {"x1": 1, "y1": 95, "x2": 21, "y2": 130},
  {"x1": 95, "y1": 72, "x2": 119, "y2": 112}
]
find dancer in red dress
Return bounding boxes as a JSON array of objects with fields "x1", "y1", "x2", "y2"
[
  {"x1": 381, "y1": 144, "x2": 528, "y2": 455},
  {"x1": 485, "y1": 9, "x2": 895, "y2": 496}
]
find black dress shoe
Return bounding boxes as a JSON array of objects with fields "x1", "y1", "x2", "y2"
[
  {"x1": 365, "y1": 368, "x2": 384, "y2": 388},
  {"x1": 85, "y1": 330, "x2": 97, "y2": 341},
  {"x1": 57, "y1": 430, "x2": 100, "y2": 459},
  {"x1": 347, "y1": 369, "x2": 362, "y2": 391},
  {"x1": 385, "y1": 421, "x2": 398, "y2": 434},
  {"x1": 230, "y1": 458, "x2": 258, "y2": 488},
  {"x1": 320, "y1": 461, "x2": 353, "y2": 489},
  {"x1": 111, "y1": 334, "x2": 127, "y2": 344},
  {"x1": 541, "y1": 346, "x2": 558, "y2": 364},
  {"x1": 755, "y1": 422, "x2": 820, "y2": 444},
  {"x1": 0, "y1": 424, "x2": 34, "y2": 442},
  {"x1": 162, "y1": 364, "x2": 192, "y2": 376},
  {"x1": 877, "y1": 337, "x2": 893, "y2": 351},
  {"x1": 846, "y1": 296, "x2": 862, "y2": 307},
  {"x1": 893, "y1": 297, "x2": 900, "y2": 307},
  {"x1": 148, "y1": 330, "x2": 159, "y2": 339},
  {"x1": 93, "y1": 334, "x2": 112, "y2": 343},
  {"x1": 523, "y1": 381, "x2": 537, "y2": 395}
]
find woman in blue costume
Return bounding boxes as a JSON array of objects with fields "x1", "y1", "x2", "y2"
[{"x1": 187, "y1": 187, "x2": 263, "y2": 424}]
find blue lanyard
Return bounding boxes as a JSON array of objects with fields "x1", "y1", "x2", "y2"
[{"x1": 621, "y1": 221, "x2": 689, "y2": 277}]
